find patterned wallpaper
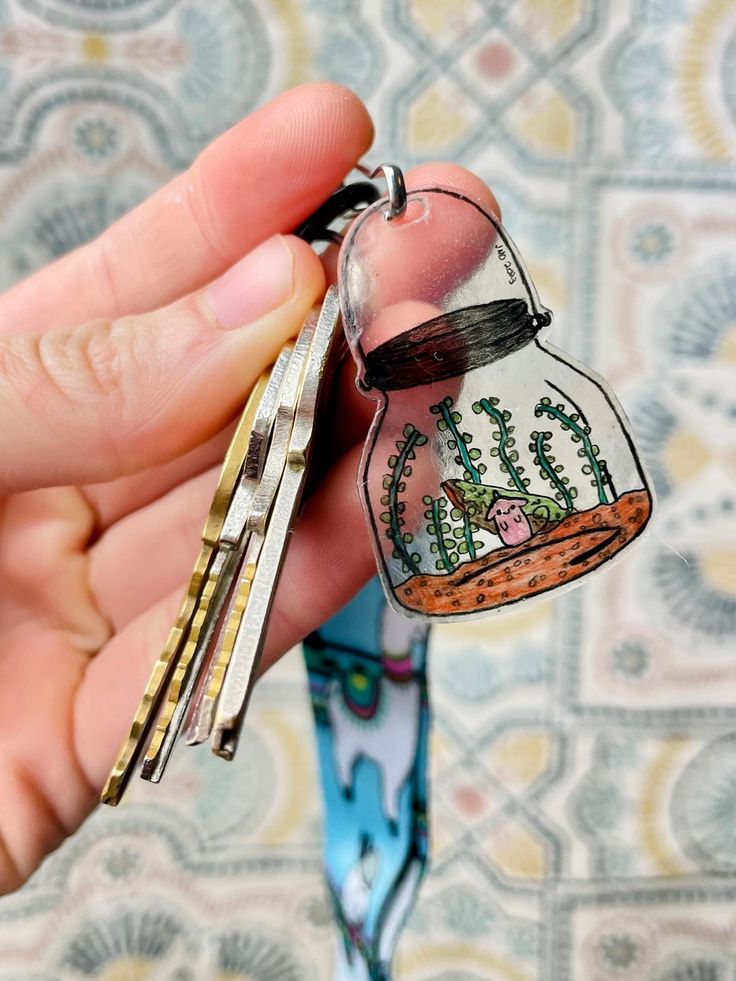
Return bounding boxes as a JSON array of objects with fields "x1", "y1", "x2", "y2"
[{"x1": 0, "y1": 0, "x2": 734, "y2": 978}]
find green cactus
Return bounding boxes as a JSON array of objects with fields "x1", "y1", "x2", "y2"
[
  {"x1": 422, "y1": 495, "x2": 483, "y2": 571},
  {"x1": 379, "y1": 423, "x2": 427, "y2": 575},
  {"x1": 534, "y1": 398, "x2": 610, "y2": 504},
  {"x1": 530, "y1": 429, "x2": 578, "y2": 511},
  {"x1": 430, "y1": 395, "x2": 486, "y2": 484},
  {"x1": 423, "y1": 495, "x2": 457, "y2": 573},
  {"x1": 472, "y1": 397, "x2": 530, "y2": 494},
  {"x1": 457, "y1": 509, "x2": 481, "y2": 562}
]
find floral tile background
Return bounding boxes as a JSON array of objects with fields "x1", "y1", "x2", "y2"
[{"x1": 0, "y1": 0, "x2": 734, "y2": 978}]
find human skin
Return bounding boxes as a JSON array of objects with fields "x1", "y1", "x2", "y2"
[{"x1": 0, "y1": 81, "x2": 499, "y2": 894}]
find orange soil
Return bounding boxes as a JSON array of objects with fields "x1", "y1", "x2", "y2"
[{"x1": 396, "y1": 490, "x2": 652, "y2": 616}]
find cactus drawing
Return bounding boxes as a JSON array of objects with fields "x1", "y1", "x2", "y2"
[
  {"x1": 529, "y1": 429, "x2": 578, "y2": 511},
  {"x1": 423, "y1": 495, "x2": 483, "y2": 572},
  {"x1": 430, "y1": 396, "x2": 486, "y2": 484},
  {"x1": 380, "y1": 424, "x2": 427, "y2": 575},
  {"x1": 423, "y1": 496, "x2": 457, "y2": 573},
  {"x1": 431, "y1": 395, "x2": 485, "y2": 561},
  {"x1": 472, "y1": 397, "x2": 530, "y2": 494},
  {"x1": 534, "y1": 398, "x2": 610, "y2": 504}
]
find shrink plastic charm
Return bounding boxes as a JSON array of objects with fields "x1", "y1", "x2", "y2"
[{"x1": 339, "y1": 184, "x2": 653, "y2": 621}]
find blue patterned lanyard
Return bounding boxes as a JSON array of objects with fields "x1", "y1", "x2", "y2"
[{"x1": 303, "y1": 578, "x2": 431, "y2": 980}]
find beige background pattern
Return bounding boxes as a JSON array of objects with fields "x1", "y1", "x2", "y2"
[{"x1": 0, "y1": 0, "x2": 734, "y2": 978}]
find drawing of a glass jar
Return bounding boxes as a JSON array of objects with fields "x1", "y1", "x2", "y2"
[{"x1": 339, "y1": 186, "x2": 653, "y2": 620}]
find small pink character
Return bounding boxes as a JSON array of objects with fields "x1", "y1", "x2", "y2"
[{"x1": 486, "y1": 494, "x2": 533, "y2": 547}]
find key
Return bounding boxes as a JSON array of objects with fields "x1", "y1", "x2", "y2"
[
  {"x1": 100, "y1": 369, "x2": 274, "y2": 806},
  {"x1": 186, "y1": 532, "x2": 259, "y2": 744},
  {"x1": 183, "y1": 317, "x2": 319, "y2": 745},
  {"x1": 101, "y1": 286, "x2": 340, "y2": 800},
  {"x1": 212, "y1": 285, "x2": 341, "y2": 760},
  {"x1": 181, "y1": 350, "x2": 292, "y2": 747},
  {"x1": 140, "y1": 346, "x2": 297, "y2": 780}
]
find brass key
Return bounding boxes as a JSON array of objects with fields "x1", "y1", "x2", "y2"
[{"x1": 100, "y1": 370, "x2": 273, "y2": 805}]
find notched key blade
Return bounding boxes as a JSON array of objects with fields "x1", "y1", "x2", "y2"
[
  {"x1": 139, "y1": 348, "x2": 296, "y2": 780},
  {"x1": 186, "y1": 532, "x2": 262, "y2": 745},
  {"x1": 183, "y1": 349, "x2": 292, "y2": 746}
]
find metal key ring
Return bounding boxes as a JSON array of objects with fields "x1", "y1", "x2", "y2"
[{"x1": 357, "y1": 162, "x2": 407, "y2": 220}]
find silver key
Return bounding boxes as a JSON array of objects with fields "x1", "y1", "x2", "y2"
[
  {"x1": 212, "y1": 286, "x2": 341, "y2": 759},
  {"x1": 182, "y1": 327, "x2": 315, "y2": 746}
]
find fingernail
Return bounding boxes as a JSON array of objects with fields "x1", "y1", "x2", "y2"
[{"x1": 206, "y1": 235, "x2": 295, "y2": 329}]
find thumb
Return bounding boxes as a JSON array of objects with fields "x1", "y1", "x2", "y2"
[{"x1": 0, "y1": 235, "x2": 325, "y2": 493}]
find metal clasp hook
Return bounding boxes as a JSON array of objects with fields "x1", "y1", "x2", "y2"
[
  {"x1": 296, "y1": 162, "x2": 408, "y2": 247},
  {"x1": 358, "y1": 162, "x2": 407, "y2": 220}
]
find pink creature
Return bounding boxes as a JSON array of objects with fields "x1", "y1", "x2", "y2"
[{"x1": 486, "y1": 494, "x2": 533, "y2": 547}]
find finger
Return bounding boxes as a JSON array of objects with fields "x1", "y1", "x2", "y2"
[
  {"x1": 326, "y1": 162, "x2": 502, "y2": 440},
  {"x1": 0, "y1": 234, "x2": 324, "y2": 494},
  {"x1": 80, "y1": 166, "x2": 493, "y2": 529},
  {"x1": 89, "y1": 466, "x2": 218, "y2": 631},
  {"x1": 327, "y1": 353, "x2": 375, "y2": 457},
  {"x1": 0, "y1": 83, "x2": 373, "y2": 334},
  {"x1": 321, "y1": 161, "x2": 501, "y2": 284},
  {"x1": 0, "y1": 623, "x2": 96, "y2": 892},
  {"x1": 82, "y1": 420, "x2": 236, "y2": 531},
  {"x1": 403, "y1": 161, "x2": 500, "y2": 215},
  {"x1": 339, "y1": 163, "x2": 503, "y2": 359},
  {"x1": 73, "y1": 443, "x2": 374, "y2": 789}
]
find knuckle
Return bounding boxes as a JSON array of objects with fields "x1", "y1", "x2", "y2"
[
  {"x1": 0, "y1": 335, "x2": 42, "y2": 406},
  {"x1": 38, "y1": 319, "x2": 126, "y2": 405},
  {"x1": 33, "y1": 316, "x2": 159, "y2": 458}
]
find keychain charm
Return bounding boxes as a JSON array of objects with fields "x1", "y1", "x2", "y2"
[
  {"x1": 339, "y1": 176, "x2": 653, "y2": 620},
  {"x1": 102, "y1": 165, "x2": 652, "y2": 808}
]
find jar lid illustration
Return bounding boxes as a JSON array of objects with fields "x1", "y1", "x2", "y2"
[
  {"x1": 339, "y1": 184, "x2": 654, "y2": 621},
  {"x1": 340, "y1": 185, "x2": 552, "y2": 393}
]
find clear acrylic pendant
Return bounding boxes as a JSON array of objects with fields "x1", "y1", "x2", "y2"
[{"x1": 339, "y1": 186, "x2": 653, "y2": 621}]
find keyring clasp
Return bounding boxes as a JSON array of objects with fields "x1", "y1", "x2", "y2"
[{"x1": 358, "y1": 162, "x2": 407, "y2": 220}]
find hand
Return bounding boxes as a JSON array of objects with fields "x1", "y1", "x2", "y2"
[
  {"x1": 0, "y1": 83, "x2": 377, "y2": 893},
  {"x1": 0, "y1": 76, "x2": 499, "y2": 893}
]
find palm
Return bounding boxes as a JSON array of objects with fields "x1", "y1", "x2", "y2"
[
  {"x1": 0, "y1": 461, "x2": 212, "y2": 884},
  {"x1": 0, "y1": 431, "x2": 369, "y2": 891},
  {"x1": 0, "y1": 484, "x2": 107, "y2": 886}
]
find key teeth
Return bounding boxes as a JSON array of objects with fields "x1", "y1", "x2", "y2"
[
  {"x1": 99, "y1": 783, "x2": 121, "y2": 807},
  {"x1": 140, "y1": 758, "x2": 161, "y2": 782},
  {"x1": 211, "y1": 730, "x2": 236, "y2": 761}
]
